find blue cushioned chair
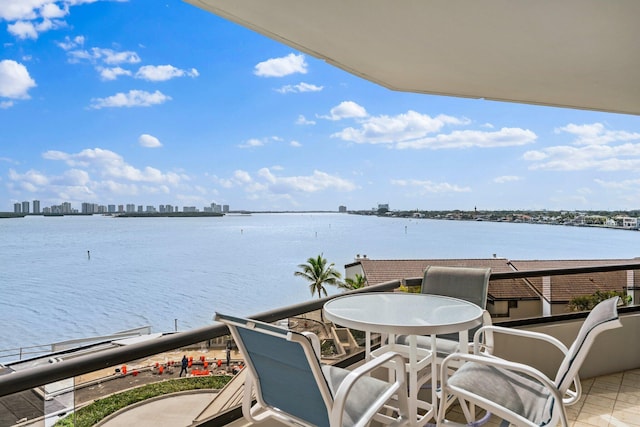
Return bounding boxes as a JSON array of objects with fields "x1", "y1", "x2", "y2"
[
  {"x1": 437, "y1": 297, "x2": 623, "y2": 427},
  {"x1": 215, "y1": 312, "x2": 410, "y2": 427}
]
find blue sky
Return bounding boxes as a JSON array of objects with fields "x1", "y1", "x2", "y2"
[{"x1": 2, "y1": 0, "x2": 640, "y2": 213}]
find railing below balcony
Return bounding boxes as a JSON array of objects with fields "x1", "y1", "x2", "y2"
[{"x1": 1, "y1": 262, "x2": 640, "y2": 427}]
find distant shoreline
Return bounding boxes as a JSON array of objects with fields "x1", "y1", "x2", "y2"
[{"x1": 113, "y1": 212, "x2": 224, "y2": 218}]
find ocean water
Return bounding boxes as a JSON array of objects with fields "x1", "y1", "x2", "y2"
[{"x1": 1, "y1": 212, "x2": 639, "y2": 351}]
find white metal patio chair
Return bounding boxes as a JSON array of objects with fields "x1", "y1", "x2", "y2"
[
  {"x1": 215, "y1": 312, "x2": 410, "y2": 427},
  {"x1": 436, "y1": 296, "x2": 623, "y2": 427},
  {"x1": 393, "y1": 266, "x2": 493, "y2": 389},
  {"x1": 407, "y1": 265, "x2": 493, "y2": 356}
]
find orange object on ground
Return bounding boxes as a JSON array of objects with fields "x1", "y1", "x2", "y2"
[
  {"x1": 203, "y1": 361, "x2": 208, "y2": 369},
  {"x1": 132, "y1": 370, "x2": 139, "y2": 376},
  {"x1": 121, "y1": 365, "x2": 127, "y2": 375},
  {"x1": 217, "y1": 359, "x2": 222, "y2": 367},
  {"x1": 188, "y1": 360, "x2": 192, "y2": 368},
  {"x1": 158, "y1": 366, "x2": 164, "y2": 374}
]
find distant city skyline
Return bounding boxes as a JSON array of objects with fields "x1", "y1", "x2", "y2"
[
  {"x1": 2, "y1": 1, "x2": 640, "y2": 211},
  {"x1": 11, "y1": 199, "x2": 229, "y2": 215}
]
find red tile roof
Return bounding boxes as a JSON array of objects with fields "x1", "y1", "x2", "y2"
[
  {"x1": 509, "y1": 259, "x2": 635, "y2": 302},
  {"x1": 354, "y1": 258, "x2": 539, "y2": 300},
  {"x1": 353, "y1": 258, "x2": 640, "y2": 302}
]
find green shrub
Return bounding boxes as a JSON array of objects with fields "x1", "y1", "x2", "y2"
[
  {"x1": 54, "y1": 376, "x2": 232, "y2": 427},
  {"x1": 568, "y1": 290, "x2": 630, "y2": 312}
]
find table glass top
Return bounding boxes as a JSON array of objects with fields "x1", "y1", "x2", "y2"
[{"x1": 323, "y1": 292, "x2": 483, "y2": 335}]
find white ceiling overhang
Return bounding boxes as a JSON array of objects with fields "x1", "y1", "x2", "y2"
[{"x1": 184, "y1": 0, "x2": 640, "y2": 116}]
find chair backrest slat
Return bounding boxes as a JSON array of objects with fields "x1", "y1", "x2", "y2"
[
  {"x1": 421, "y1": 265, "x2": 491, "y2": 309},
  {"x1": 422, "y1": 266, "x2": 491, "y2": 341},
  {"x1": 216, "y1": 313, "x2": 332, "y2": 427},
  {"x1": 555, "y1": 297, "x2": 622, "y2": 393}
]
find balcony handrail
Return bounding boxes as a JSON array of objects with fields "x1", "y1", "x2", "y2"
[{"x1": 1, "y1": 262, "x2": 640, "y2": 398}]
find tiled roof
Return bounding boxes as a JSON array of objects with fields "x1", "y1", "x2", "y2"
[
  {"x1": 509, "y1": 259, "x2": 636, "y2": 302},
  {"x1": 355, "y1": 258, "x2": 539, "y2": 300},
  {"x1": 354, "y1": 257, "x2": 640, "y2": 302}
]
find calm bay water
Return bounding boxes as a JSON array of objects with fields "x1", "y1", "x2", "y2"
[{"x1": 1, "y1": 212, "x2": 639, "y2": 351}]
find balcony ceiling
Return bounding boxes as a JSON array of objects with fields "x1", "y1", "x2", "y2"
[{"x1": 185, "y1": 0, "x2": 640, "y2": 116}]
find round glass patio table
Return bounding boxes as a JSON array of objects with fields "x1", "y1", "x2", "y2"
[{"x1": 323, "y1": 292, "x2": 483, "y2": 426}]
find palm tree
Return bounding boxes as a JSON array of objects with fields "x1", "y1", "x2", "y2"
[
  {"x1": 295, "y1": 254, "x2": 342, "y2": 299},
  {"x1": 338, "y1": 273, "x2": 367, "y2": 291}
]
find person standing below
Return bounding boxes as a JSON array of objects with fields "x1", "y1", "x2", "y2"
[{"x1": 179, "y1": 355, "x2": 188, "y2": 377}]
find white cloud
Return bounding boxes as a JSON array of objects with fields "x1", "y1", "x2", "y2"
[
  {"x1": 135, "y1": 65, "x2": 199, "y2": 81},
  {"x1": 290, "y1": 140, "x2": 302, "y2": 147},
  {"x1": 296, "y1": 115, "x2": 315, "y2": 125},
  {"x1": 321, "y1": 101, "x2": 368, "y2": 121},
  {"x1": 40, "y1": 2, "x2": 67, "y2": 19},
  {"x1": 276, "y1": 82, "x2": 323, "y2": 94},
  {"x1": 525, "y1": 123, "x2": 640, "y2": 171},
  {"x1": 222, "y1": 168, "x2": 356, "y2": 197},
  {"x1": 391, "y1": 179, "x2": 471, "y2": 193},
  {"x1": 255, "y1": 168, "x2": 357, "y2": 193},
  {"x1": 395, "y1": 127, "x2": 537, "y2": 150},
  {"x1": 238, "y1": 136, "x2": 283, "y2": 149},
  {"x1": 7, "y1": 21, "x2": 38, "y2": 39},
  {"x1": 0, "y1": 100, "x2": 14, "y2": 108},
  {"x1": 138, "y1": 134, "x2": 162, "y2": 148},
  {"x1": 254, "y1": 53, "x2": 307, "y2": 77},
  {"x1": 557, "y1": 122, "x2": 640, "y2": 146},
  {"x1": 333, "y1": 110, "x2": 466, "y2": 143},
  {"x1": 0, "y1": 60, "x2": 36, "y2": 100},
  {"x1": 98, "y1": 66, "x2": 131, "y2": 81},
  {"x1": 0, "y1": 1, "x2": 97, "y2": 22},
  {"x1": 233, "y1": 170, "x2": 253, "y2": 184},
  {"x1": 89, "y1": 90, "x2": 171, "y2": 109},
  {"x1": 57, "y1": 35, "x2": 84, "y2": 50},
  {"x1": 66, "y1": 47, "x2": 140, "y2": 65},
  {"x1": 493, "y1": 175, "x2": 522, "y2": 184},
  {"x1": 595, "y1": 178, "x2": 640, "y2": 190},
  {"x1": 42, "y1": 148, "x2": 186, "y2": 185},
  {"x1": 239, "y1": 138, "x2": 265, "y2": 148}
]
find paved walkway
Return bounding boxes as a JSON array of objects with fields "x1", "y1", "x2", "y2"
[{"x1": 97, "y1": 392, "x2": 218, "y2": 427}]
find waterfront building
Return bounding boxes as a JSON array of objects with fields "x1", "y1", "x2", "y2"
[
  {"x1": 61, "y1": 202, "x2": 72, "y2": 214},
  {"x1": 13, "y1": 202, "x2": 21, "y2": 213},
  {"x1": 126, "y1": 204, "x2": 135, "y2": 213},
  {"x1": 108, "y1": 205, "x2": 116, "y2": 213},
  {"x1": 137, "y1": 205, "x2": 143, "y2": 213},
  {"x1": 22, "y1": 201, "x2": 29, "y2": 214},
  {"x1": 338, "y1": 205, "x2": 347, "y2": 213},
  {"x1": 223, "y1": 204, "x2": 229, "y2": 213},
  {"x1": 32, "y1": 200, "x2": 40, "y2": 214}
]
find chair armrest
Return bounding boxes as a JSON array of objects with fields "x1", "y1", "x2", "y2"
[
  {"x1": 473, "y1": 325, "x2": 570, "y2": 356},
  {"x1": 460, "y1": 326, "x2": 581, "y2": 406},
  {"x1": 440, "y1": 352, "x2": 570, "y2": 426},
  {"x1": 331, "y1": 351, "x2": 409, "y2": 427}
]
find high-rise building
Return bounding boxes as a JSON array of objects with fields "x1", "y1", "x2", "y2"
[
  {"x1": 22, "y1": 201, "x2": 30, "y2": 214},
  {"x1": 126, "y1": 204, "x2": 135, "y2": 213},
  {"x1": 14, "y1": 203, "x2": 21, "y2": 213},
  {"x1": 223, "y1": 204, "x2": 229, "y2": 213},
  {"x1": 33, "y1": 200, "x2": 40, "y2": 214},
  {"x1": 108, "y1": 205, "x2": 116, "y2": 213}
]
